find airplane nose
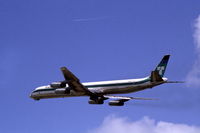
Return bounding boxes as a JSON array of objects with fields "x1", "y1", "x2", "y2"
[
  {"x1": 29, "y1": 91, "x2": 40, "y2": 100},
  {"x1": 29, "y1": 91, "x2": 36, "y2": 99},
  {"x1": 29, "y1": 93, "x2": 33, "y2": 99}
]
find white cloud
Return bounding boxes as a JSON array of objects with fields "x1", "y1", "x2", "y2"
[
  {"x1": 88, "y1": 115, "x2": 200, "y2": 133},
  {"x1": 186, "y1": 15, "x2": 200, "y2": 87}
]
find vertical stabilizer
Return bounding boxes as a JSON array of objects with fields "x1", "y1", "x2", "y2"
[{"x1": 154, "y1": 55, "x2": 170, "y2": 77}]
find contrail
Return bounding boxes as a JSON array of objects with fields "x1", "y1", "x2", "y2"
[{"x1": 72, "y1": 16, "x2": 109, "y2": 22}]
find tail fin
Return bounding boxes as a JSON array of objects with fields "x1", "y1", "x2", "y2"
[
  {"x1": 150, "y1": 71, "x2": 163, "y2": 82},
  {"x1": 154, "y1": 55, "x2": 170, "y2": 77}
]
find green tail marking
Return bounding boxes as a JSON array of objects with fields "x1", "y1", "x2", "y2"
[{"x1": 155, "y1": 55, "x2": 170, "y2": 77}]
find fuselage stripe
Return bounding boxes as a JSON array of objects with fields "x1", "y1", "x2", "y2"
[{"x1": 33, "y1": 78, "x2": 150, "y2": 93}]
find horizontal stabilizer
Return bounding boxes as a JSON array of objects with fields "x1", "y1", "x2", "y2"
[{"x1": 166, "y1": 81, "x2": 185, "y2": 83}]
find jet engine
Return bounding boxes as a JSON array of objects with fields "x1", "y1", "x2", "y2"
[
  {"x1": 50, "y1": 81, "x2": 67, "y2": 88},
  {"x1": 88, "y1": 96, "x2": 105, "y2": 105},
  {"x1": 55, "y1": 87, "x2": 71, "y2": 94},
  {"x1": 108, "y1": 100, "x2": 124, "y2": 106},
  {"x1": 88, "y1": 99, "x2": 104, "y2": 104}
]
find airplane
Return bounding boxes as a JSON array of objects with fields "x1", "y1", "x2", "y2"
[{"x1": 30, "y1": 55, "x2": 182, "y2": 106}]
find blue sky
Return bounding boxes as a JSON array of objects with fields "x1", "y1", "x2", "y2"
[{"x1": 1, "y1": 0, "x2": 200, "y2": 133}]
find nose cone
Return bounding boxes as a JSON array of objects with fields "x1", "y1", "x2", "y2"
[
  {"x1": 29, "y1": 92, "x2": 33, "y2": 99},
  {"x1": 29, "y1": 91, "x2": 40, "y2": 100},
  {"x1": 30, "y1": 85, "x2": 48, "y2": 100},
  {"x1": 29, "y1": 91, "x2": 36, "y2": 99}
]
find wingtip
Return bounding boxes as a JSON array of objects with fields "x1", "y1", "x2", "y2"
[
  {"x1": 60, "y1": 66, "x2": 67, "y2": 70},
  {"x1": 164, "y1": 54, "x2": 170, "y2": 58},
  {"x1": 131, "y1": 97, "x2": 159, "y2": 100}
]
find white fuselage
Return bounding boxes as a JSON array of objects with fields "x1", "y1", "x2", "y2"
[{"x1": 30, "y1": 77, "x2": 167, "y2": 100}]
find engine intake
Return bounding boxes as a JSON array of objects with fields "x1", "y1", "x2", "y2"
[
  {"x1": 108, "y1": 100, "x2": 124, "y2": 106},
  {"x1": 50, "y1": 82, "x2": 67, "y2": 88},
  {"x1": 88, "y1": 99, "x2": 104, "y2": 104}
]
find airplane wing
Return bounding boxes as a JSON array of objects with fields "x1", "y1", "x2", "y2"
[
  {"x1": 104, "y1": 95, "x2": 156, "y2": 101},
  {"x1": 104, "y1": 95, "x2": 156, "y2": 106},
  {"x1": 60, "y1": 67, "x2": 91, "y2": 94}
]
